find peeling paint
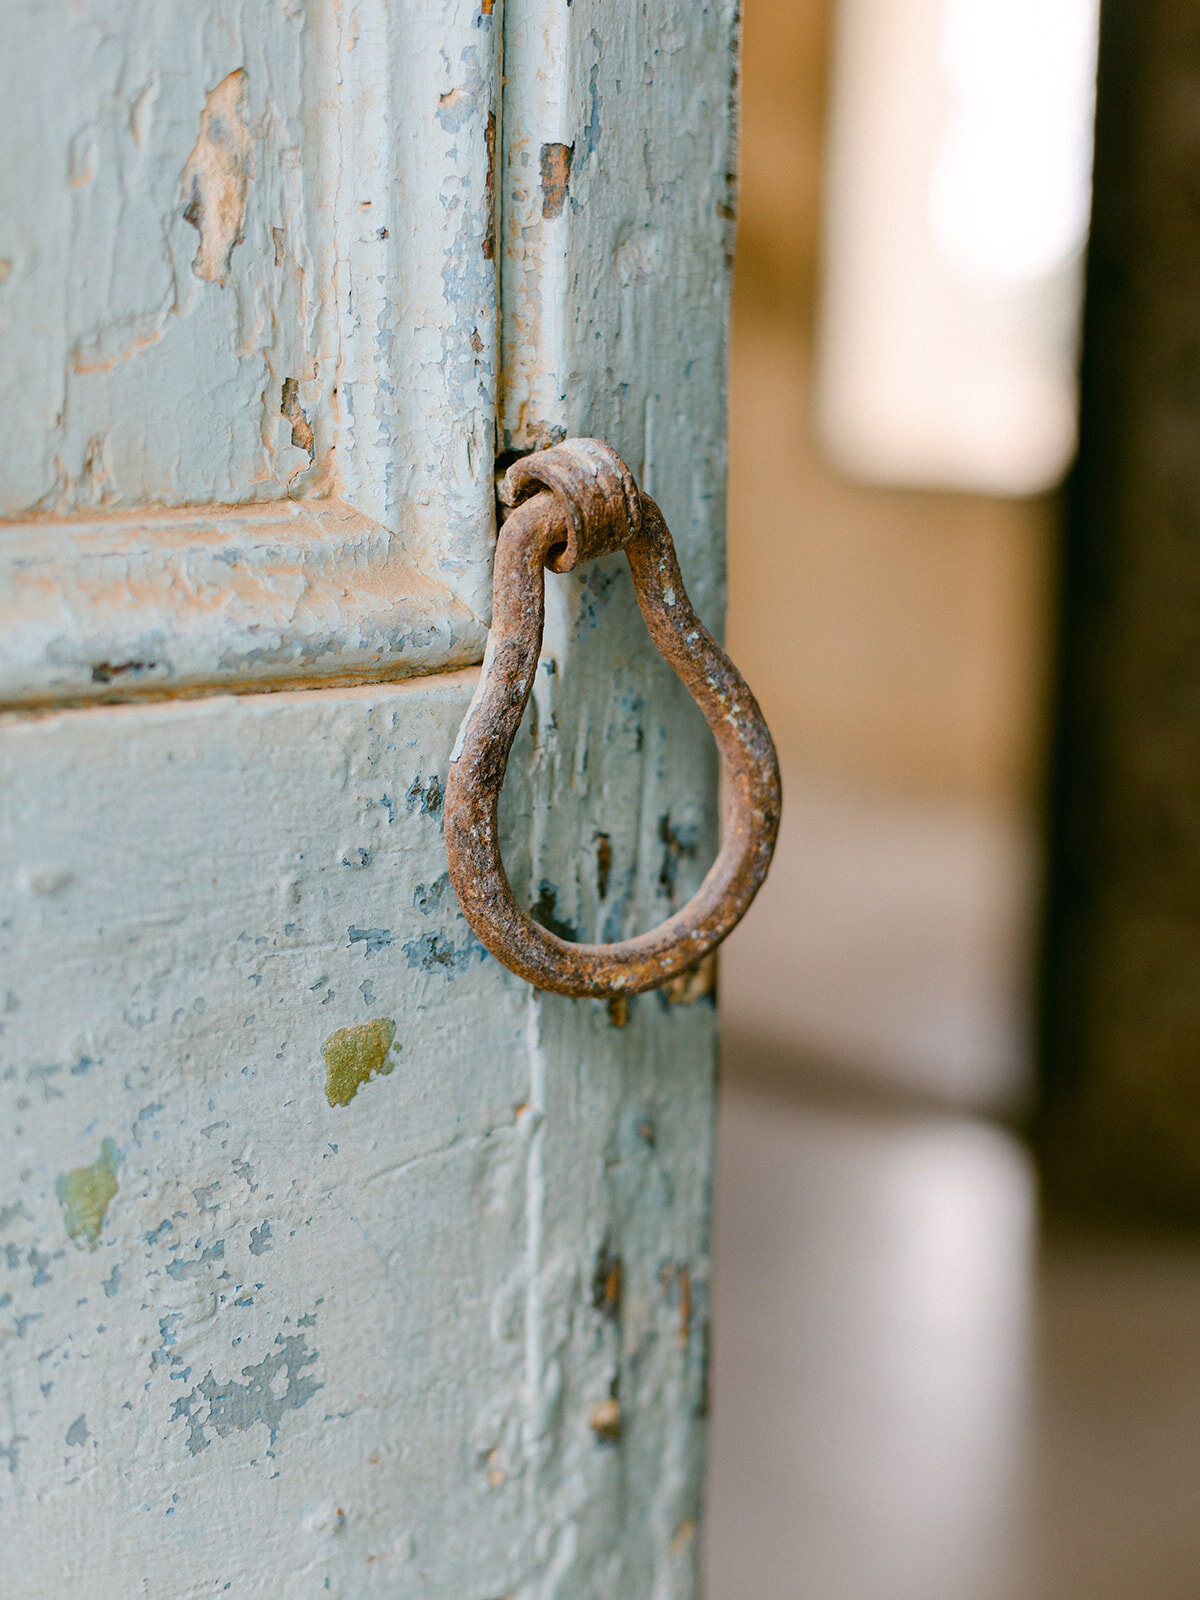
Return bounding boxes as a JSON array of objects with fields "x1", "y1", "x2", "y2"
[
  {"x1": 181, "y1": 69, "x2": 253, "y2": 286},
  {"x1": 405, "y1": 775, "x2": 443, "y2": 816},
  {"x1": 592, "y1": 1242, "x2": 622, "y2": 1320},
  {"x1": 322, "y1": 1018, "x2": 397, "y2": 1107},
  {"x1": 677, "y1": 1265, "x2": 692, "y2": 1350},
  {"x1": 671, "y1": 1518, "x2": 698, "y2": 1558},
  {"x1": 580, "y1": 59, "x2": 603, "y2": 163},
  {"x1": 595, "y1": 833, "x2": 612, "y2": 900},
  {"x1": 412, "y1": 873, "x2": 451, "y2": 915},
  {"x1": 658, "y1": 814, "x2": 698, "y2": 900},
  {"x1": 170, "y1": 1326, "x2": 321, "y2": 1454},
  {"x1": 530, "y1": 881, "x2": 578, "y2": 942},
  {"x1": 348, "y1": 925, "x2": 392, "y2": 958},
  {"x1": 662, "y1": 1263, "x2": 693, "y2": 1350},
  {"x1": 401, "y1": 931, "x2": 486, "y2": 975},
  {"x1": 55, "y1": 1138, "x2": 120, "y2": 1248},
  {"x1": 166, "y1": 1240, "x2": 224, "y2": 1280},
  {"x1": 590, "y1": 1395, "x2": 621, "y2": 1444},
  {"x1": 483, "y1": 109, "x2": 498, "y2": 262}
]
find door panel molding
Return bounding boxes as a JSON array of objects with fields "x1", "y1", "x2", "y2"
[
  {"x1": 1, "y1": 0, "x2": 500, "y2": 705},
  {"x1": 0, "y1": 500, "x2": 486, "y2": 709}
]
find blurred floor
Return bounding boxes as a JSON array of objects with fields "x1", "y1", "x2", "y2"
[
  {"x1": 719, "y1": 768, "x2": 1034, "y2": 1113},
  {"x1": 704, "y1": 1068, "x2": 1200, "y2": 1600}
]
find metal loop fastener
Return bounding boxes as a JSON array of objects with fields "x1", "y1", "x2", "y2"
[{"x1": 444, "y1": 438, "x2": 781, "y2": 998}]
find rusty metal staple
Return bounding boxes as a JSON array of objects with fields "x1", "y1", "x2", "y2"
[{"x1": 444, "y1": 438, "x2": 781, "y2": 997}]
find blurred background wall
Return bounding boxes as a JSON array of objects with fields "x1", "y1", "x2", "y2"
[{"x1": 719, "y1": 0, "x2": 1056, "y2": 1109}]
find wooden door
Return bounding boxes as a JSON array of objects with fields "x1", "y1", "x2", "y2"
[
  {"x1": 0, "y1": 3, "x2": 738, "y2": 1594},
  {"x1": 1040, "y1": 0, "x2": 1200, "y2": 1222}
]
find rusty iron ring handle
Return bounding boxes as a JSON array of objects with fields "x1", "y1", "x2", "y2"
[{"x1": 444, "y1": 438, "x2": 781, "y2": 998}]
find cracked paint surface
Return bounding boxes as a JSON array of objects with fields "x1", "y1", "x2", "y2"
[{"x1": 172, "y1": 1324, "x2": 322, "y2": 1454}]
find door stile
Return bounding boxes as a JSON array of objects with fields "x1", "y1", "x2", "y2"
[{"x1": 491, "y1": 6, "x2": 742, "y2": 1591}]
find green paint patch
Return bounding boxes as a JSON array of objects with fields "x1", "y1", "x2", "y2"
[
  {"x1": 322, "y1": 1018, "x2": 397, "y2": 1107},
  {"x1": 56, "y1": 1138, "x2": 120, "y2": 1248}
]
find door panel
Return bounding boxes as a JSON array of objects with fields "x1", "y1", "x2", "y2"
[
  {"x1": 1, "y1": 0, "x2": 500, "y2": 703},
  {"x1": 4, "y1": 5, "x2": 330, "y2": 516},
  {"x1": 1, "y1": 679, "x2": 715, "y2": 1596}
]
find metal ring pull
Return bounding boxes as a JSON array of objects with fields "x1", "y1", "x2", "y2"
[{"x1": 444, "y1": 438, "x2": 781, "y2": 997}]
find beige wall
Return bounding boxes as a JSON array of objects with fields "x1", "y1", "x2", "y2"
[{"x1": 727, "y1": 0, "x2": 1055, "y2": 810}]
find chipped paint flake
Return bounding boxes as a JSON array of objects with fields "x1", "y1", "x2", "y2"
[
  {"x1": 322, "y1": 1018, "x2": 397, "y2": 1107},
  {"x1": 348, "y1": 925, "x2": 392, "y2": 958},
  {"x1": 590, "y1": 1396, "x2": 622, "y2": 1443},
  {"x1": 401, "y1": 930, "x2": 486, "y2": 974},
  {"x1": 279, "y1": 377, "x2": 314, "y2": 458},
  {"x1": 539, "y1": 142, "x2": 574, "y2": 219},
  {"x1": 55, "y1": 1138, "x2": 120, "y2": 1248},
  {"x1": 181, "y1": 69, "x2": 252, "y2": 286}
]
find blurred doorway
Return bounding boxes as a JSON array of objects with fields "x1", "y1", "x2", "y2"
[
  {"x1": 706, "y1": 1, "x2": 1200, "y2": 1596},
  {"x1": 720, "y1": 0, "x2": 1056, "y2": 1111}
]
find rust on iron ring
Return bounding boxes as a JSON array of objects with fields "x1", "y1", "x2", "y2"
[{"x1": 444, "y1": 437, "x2": 781, "y2": 998}]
